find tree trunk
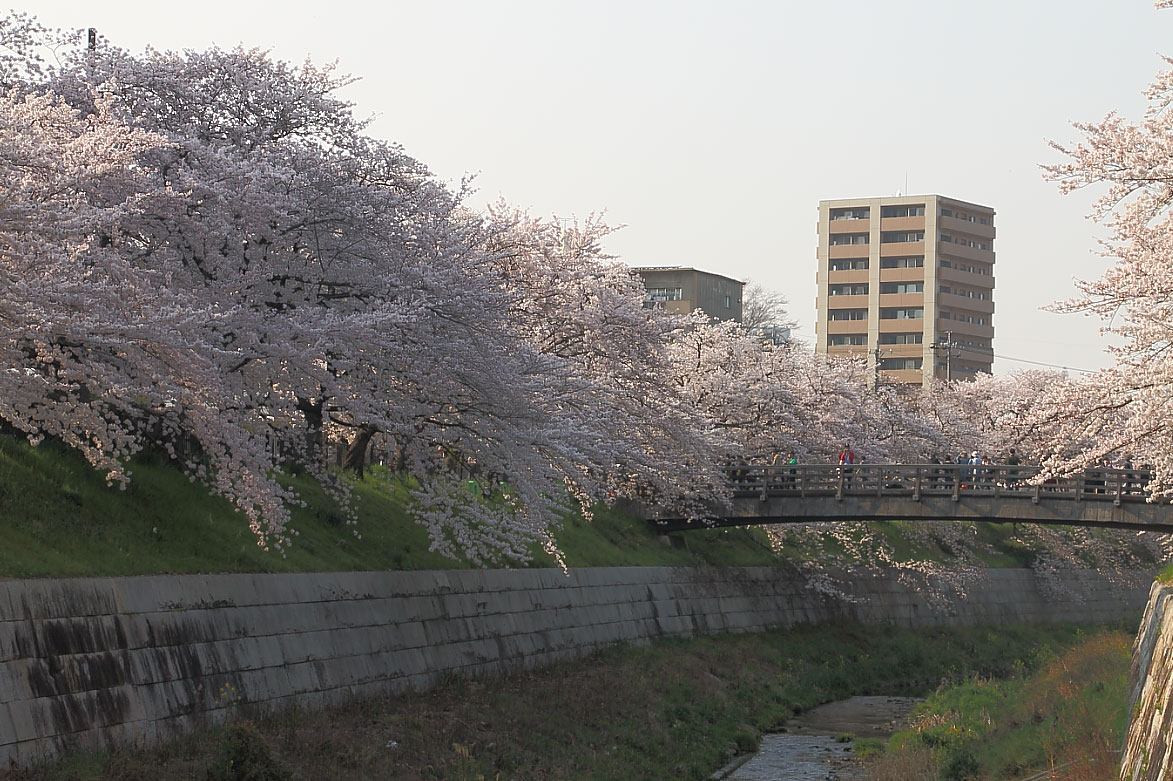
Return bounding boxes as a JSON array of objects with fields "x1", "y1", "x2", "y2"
[
  {"x1": 342, "y1": 425, "x2": 377, "y2": 478},
  {"x1": 296, "y1": 396, "x2": 325, "y2": 467}
]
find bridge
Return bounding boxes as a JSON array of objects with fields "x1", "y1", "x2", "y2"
[{"x1": 650, "y1": 463, "x2": 1173, "y2": 532}]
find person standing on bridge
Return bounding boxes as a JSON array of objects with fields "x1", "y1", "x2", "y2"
[
  {"x1": 839, "y1": 445, "x2": 856, "y2": 488},
  {"x1": 1005, "y1": 448, "x2": 1022, "y2": 488},
  {"x1": 966, "y1": 451, "x2": 981, "y2": 489}
]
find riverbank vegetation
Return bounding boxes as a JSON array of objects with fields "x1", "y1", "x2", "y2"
[
  {"x1": 1, "y1": 623, "x2": 1111, "y2": 781},
  {"x1": 866, "y1": 630, "x2": 1131, "y2": 780}
]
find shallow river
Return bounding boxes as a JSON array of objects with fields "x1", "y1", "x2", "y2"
[{"x1": 712, "y1": 695, "x2": 922, "y2": 780}]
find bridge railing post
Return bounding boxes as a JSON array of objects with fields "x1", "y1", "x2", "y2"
[
  {"x1": 952, "y1": 467, "x2": 960, "y2": 502},
  {"x1": 913, "y1": 466, "x2": 921, "y2": 502}
]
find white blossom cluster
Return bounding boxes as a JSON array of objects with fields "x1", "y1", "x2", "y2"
[{"x1": 0, "y1": 15, "x2": 1170, "y2": 572}]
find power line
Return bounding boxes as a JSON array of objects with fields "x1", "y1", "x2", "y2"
[
  {"x1": 991, "y1": 352, "x2": 1100, "y2": 374},
  {"x1": 775, "y1": 325, "x2": 1104, "y2": 374}
]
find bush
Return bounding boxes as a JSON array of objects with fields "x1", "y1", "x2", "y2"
[{"x1": 206, "y1": 721, "x2": 292, "y2": 781}]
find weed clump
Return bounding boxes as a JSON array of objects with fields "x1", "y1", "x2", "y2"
[{"x1": 206, "y1": 721, "x2": 291, "y2": 781}]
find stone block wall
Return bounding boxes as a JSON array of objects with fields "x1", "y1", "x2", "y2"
[
  {"x1": 1122, "y1": 581, "x2": 1173, "y2": 780},
  {"x1": 0, "y1": 565, "x2": 1150, "y2": 767}
]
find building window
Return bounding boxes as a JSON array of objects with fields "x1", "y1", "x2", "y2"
[
  {"x1": 829, "y1": 284, "x2": 868, "y2": 296},
  {"x1": 880, "y1": 307, "x2": 923, "y2": 320},
  {"x1": 879, "y1": 333, "x2": 923, "y2": 345},
  {"x1": 880, "y1": 204, "x2": 925, "y2": 218},
  {"x1": 880, "y1": 256, "x2": 924, "y2": 269},
  {"x1": 828, "y1": 334, "x2": 867, "y2": 346},
  {"x1": 880, "y1": 281, "x2": 923, "y2": 294},
  {"x1": 880, "y1": 357, "x2": 923, "y2": 370},
  {"x1": 881, "y1": 231, "x2": 924, "y2": 243},
  {"x1": 830, "y1": 207, "x2": 870, "y2": 220},
  {"x1": 829, "y1": 233, "x2": 869, "y2": 246},
  {"x1": 830, "y1": 259, "x2": 869, "y2": 271},
  {"x1": 828, "y1": 309, "x2": 867, "y2": 321},
  {"x1": 647, "y1": 287, "x2": 682, "y2": 301}
]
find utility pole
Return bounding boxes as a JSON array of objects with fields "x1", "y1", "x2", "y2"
[
  {"x1": 932, "y1": 331, "x2": 957, "y2": 382},
  {"x1": 872, "y1": 345, "x2": 891, "y2": 390}
]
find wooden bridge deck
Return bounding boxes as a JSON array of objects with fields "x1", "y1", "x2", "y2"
[{"x1": 650, "y1": 463, "x2": 1173, "y2": 532}]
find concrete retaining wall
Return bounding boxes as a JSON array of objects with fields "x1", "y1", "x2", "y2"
[
  {"x1": 1122, "y1": 581, "x2": 1173, "y2": 780},
  {"x1": 0, "y1": 565, "x2": 1150, "y2": 768}
]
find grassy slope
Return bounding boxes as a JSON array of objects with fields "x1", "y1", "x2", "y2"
[
  {"x1": 0, "y1": 432, "x2": 1147, "y2": 577},
  {"x1": 0, "y1": 434, "x2": 785, "y2": 577},
  {"x1": 870, "y1": 630, "x2": 1132, "y2": 780}
]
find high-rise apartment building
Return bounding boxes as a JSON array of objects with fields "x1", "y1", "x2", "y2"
[{"x1": 815, "y1": 195, "x2": 995, "y2": 386}]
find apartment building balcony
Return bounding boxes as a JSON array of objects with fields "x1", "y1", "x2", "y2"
[
  {"x1": 879, "y1": 241, "x2": 925, "y2": 256},
  {"x1": 828, "y1": 220, "x2": 871, "y2": 234},
  {"x1": 879, "y1": 216, "x2": 926, "y2": 232},
  {"x1": 941, "y1": 242, "x2": 994, "y2": 264},
  {"x1": 878, "y1": 268, "x2": 926, "y2": 283},
  {"x1": 939, "y1": 318, "x2": 994, "y2": 339},
  {"x1": 826, "y1": 293, "x2": 869, "y2": 308},
  {"x1": 878, "y1": 318, "x2": 927, "y2": 333},
  {"x1": 877, "y1": 343, "x2": 923, "y2": 359},
  {"x1": 940, "y1": 214, "x2": 996, "y2": 240},
  {"x1": 827, "y1": 319, "x2": 871, "y2": 334},
  {"x1": 827, "y1": 268, "x2": 870, "y2": 284},
  {"x1": 879, "y1": 368, "x2": 924, "y2": 385},
  {"x1": 955, "y1": 344, "x2": 994, "y2": 363},
  {"x1": 939, "y1": 264, "x2": 995, "y2": 288},
  {"x1": 828, "y1": 344, "x2": 867, "y2": 357},
  {"x1": 939, "y1": 292, "x2": 995, "y2": 315},
  {"x1": 829, "y1": 244, "x2": 871, "y2": 259},
  {"x1": 878, "y1": 293, "x2": 924, "y2": 308}
]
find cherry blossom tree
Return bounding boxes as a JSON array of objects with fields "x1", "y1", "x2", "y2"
[
  {"x1": 0, "y1": 20, "x2": 599, "y2": 557},
  {"x1": 1041, "y1": 8, "x2": 1173, "y2": 493},
  {"x1": 0, "y1": 16, "x2": 748, "y2": 560},
  {"x1": 911, "y1": 370, "x2": 1073, "y2": 464}
]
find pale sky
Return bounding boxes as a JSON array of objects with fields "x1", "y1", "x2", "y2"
[{"x1": 21, "y1": 0, "x2": 1173, "y2": 375}]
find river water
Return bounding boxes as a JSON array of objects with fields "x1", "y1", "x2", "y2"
[{"x1": 712, "y1": 695, "x2": 922, "y2": 780}]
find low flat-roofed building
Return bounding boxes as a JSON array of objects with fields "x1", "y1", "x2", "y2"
[{"x1": 635, "y1": 266, "x2": 744, "y2": 323}]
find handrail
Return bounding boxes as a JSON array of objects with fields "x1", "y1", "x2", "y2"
[{"x1": 723, "y1": 463, "x2": 1153, "y2": 505}]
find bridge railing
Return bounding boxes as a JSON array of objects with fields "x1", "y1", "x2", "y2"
[{"x1": 725, "y1": 463, "x2": 1152, "y2": 505}]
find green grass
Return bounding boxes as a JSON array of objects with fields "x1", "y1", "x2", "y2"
[
  {"x1": 4, "y1": 622, "x2": 1103, "y2": 780},
  {"x1": 0, "y1": 435, "x2": 464, "y2": 577},
  {"x1": 0, "y1": 431, "x2": 1157, "y2": 578},
  {"x1": 0, "y1": 433, "x2": 789, "y2": 577},
  {"x1": 872, "y1": 630, "x2": 1133, "y2": 779}
]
